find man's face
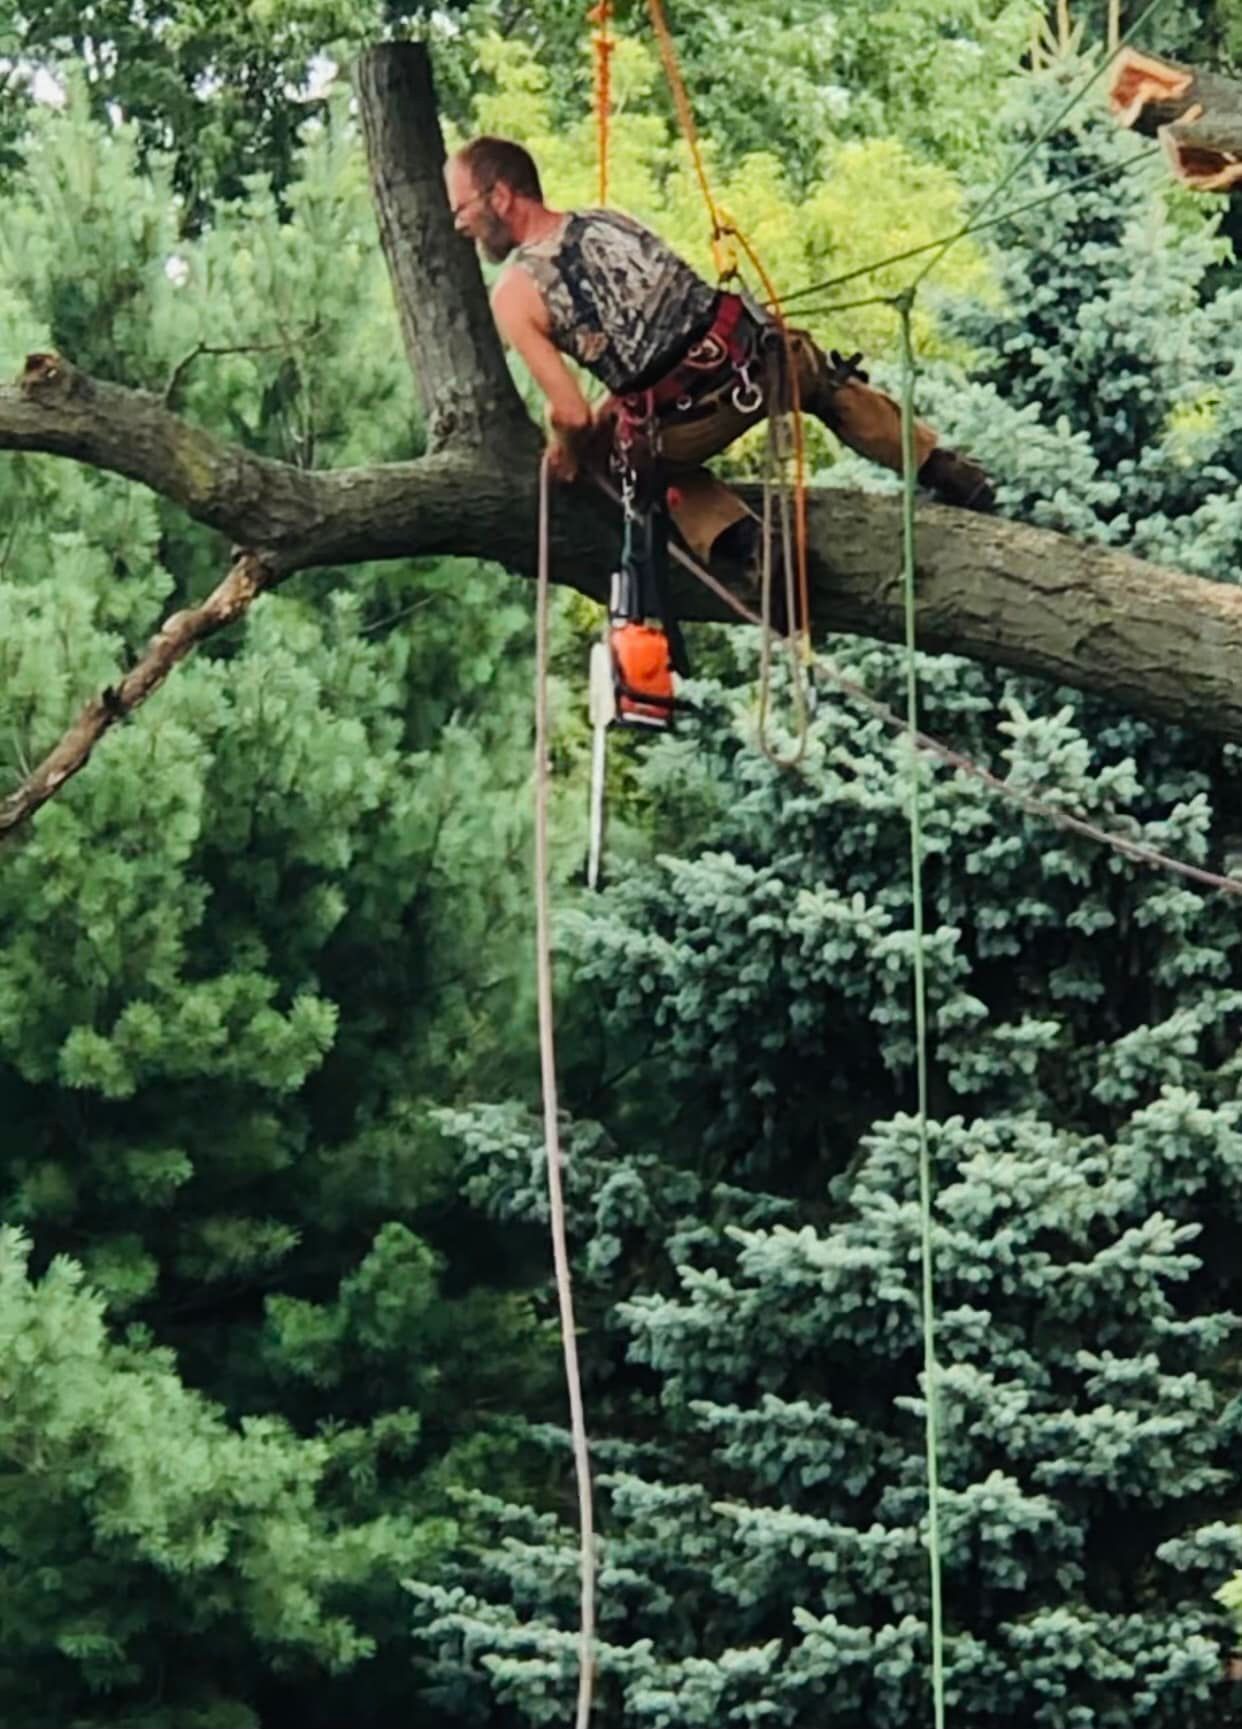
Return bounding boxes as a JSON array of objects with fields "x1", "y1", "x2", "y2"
[{"x1": 446, "y1": 158, "x2": 516, "y2": 263}]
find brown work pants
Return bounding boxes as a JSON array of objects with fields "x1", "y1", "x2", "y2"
[{"x1": 600, "y1": 330, "x2": 937, "y2": 562}]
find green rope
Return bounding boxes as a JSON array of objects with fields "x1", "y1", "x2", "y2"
[
  {"x1": 778, "y1": 143, "x2": 1160, "y2": 315},
  {"x1": 894, "y1": 291, "x2": 945, "y2": 1729},
  {"x1": 912, "y1": 0, "x2": 1170, "y2": 289},
  {"x1": 860, "y1": 18, "x2": 1169, "y2": 1706},
  {"x1": 878, "y1": 14, "x2": 1173, "y2": 1706},
  {"x1": 778, "y1": 0, "x2": 1173, "y2": 316}
]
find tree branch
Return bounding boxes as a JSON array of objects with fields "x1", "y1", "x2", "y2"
[
  {"x1": 0, "y1": 551, "x2": 278, "y2": 839},
  {"x1": 162, "y1": 328, "x2": 319, "y2": 409},
  {"x1": 4, "y1": 352, "x2": 317, "y2": 565},
  {"x1": 1109, "y1": 48, "x2": 1242, "y2": 190},
  {"x1": 4, "y1": 43, "x2": 1242, "y2": 847},
  {"x1": 3, "y1": 349, "x2": 1242, "y2": 759},
  {"x1": 4, "y1": 463, "x2": 1242, "y2": 849}
]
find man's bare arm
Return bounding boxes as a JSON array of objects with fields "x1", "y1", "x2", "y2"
[{"x1": 491, "y1": 269, "x2": 593, "y2": 436}]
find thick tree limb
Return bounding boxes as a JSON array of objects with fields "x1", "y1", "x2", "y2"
[
  {"x1": 0, "y1": 351, "x2": 540, "y2": 571},
  {"x1": 0, "y1": 552, "x2": 277, "y2": 839},
  {"x1": 1110, "y1": 49, "x2": 1242, "y2": 190},
  {"x1": 3, "y1": 349, "x2": 1242, "y2": 761},
  {"x1": 354, "y1": 43, "x2": 532, "y2": 451},
  {"x1": 6, "y1": 352, "x2": 321, "y2": 564}
]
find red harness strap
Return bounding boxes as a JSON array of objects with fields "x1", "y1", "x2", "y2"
[{"x1": 627, "y1": 293, "x2": 752, "y2": 415}]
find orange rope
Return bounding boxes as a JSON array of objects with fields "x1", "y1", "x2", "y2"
[
  {"x1": 589, "y1": 0, "x2": 616, "y2": 206},
  {"x1": 643, "y1": 0, "x2": 736, "y2": 278},
  {"x1": 643, "y1": 0, "x2": 810, "y2": 651}
]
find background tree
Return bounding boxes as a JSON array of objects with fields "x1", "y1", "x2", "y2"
[
  {"x1": 0, "y1": 81, "x2": 558, "y2": 1729},
  {"x1": 407, "y1": 60, "x2": 1242, "y2": 1729}
]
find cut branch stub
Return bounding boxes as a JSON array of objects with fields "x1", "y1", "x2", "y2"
[
  {"x1": 353, "y1": 41, "x2": 535, "y2": 454},
  {"x1": 22, "y1": 351, "x2": 76, "y2": 397},
  {"x1": 1109, "y1": 48, "x2": 1242, "y2": 191}
]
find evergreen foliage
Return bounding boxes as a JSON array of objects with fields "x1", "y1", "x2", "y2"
[
  {"x1": 0, "y1": 1226, "x2": 440, "y2": 1728},
  {"x1": 415, "y1": 660, "x2": 1242, "y2": 1724},
  {"x1": 408, "y1": 57, "x2": 1242, "y2": 1729},
  {"x1": 0, "y1": 81, "x2": 546, "y2": 1728}
]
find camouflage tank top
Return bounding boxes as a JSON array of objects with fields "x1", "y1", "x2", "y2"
[{"x1": 511, "y1": 209, "x2": 718, "y2": 394}]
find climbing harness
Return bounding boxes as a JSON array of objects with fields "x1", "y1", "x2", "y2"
[{"x1": 583, "y1": 278, "x2": 815, "y2": 877}]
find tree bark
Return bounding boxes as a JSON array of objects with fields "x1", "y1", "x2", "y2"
[
  {"x1": 353, "y1": 43, "x2": 534, "y2": 452},
  {"x1": 3, "y1": 349, "x2": 1242, "y2": 756},
  {"x1": 1109, "y1": 48, "x2": 1242, "y2": 191}
]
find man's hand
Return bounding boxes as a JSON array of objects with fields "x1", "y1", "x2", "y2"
[
  {"x1": 544, "y1": 403, "x2": 602, "y2": 484},
  {"x1": 544, "y1": 432, "x2": 581, "y2": 484}
]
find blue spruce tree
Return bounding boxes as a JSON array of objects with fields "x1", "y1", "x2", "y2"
[{"x1": 411, "y1": 58, "x2": 1242, "y2": 1729}]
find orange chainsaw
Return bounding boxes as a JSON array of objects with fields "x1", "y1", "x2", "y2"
[{"x1": 587, "y1": 502, "x2": 687, "y2": 888}]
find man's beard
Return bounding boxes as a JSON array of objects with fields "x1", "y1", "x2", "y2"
[{"x1": 479, "y1": 211, "x2": 516, "y2": 263}]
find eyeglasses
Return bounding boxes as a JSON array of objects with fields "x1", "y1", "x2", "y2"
[{"x1": 450, "y1": 186, "x2": 493, "y2": 219}]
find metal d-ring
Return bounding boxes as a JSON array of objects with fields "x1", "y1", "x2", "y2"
[{"x1": 730, "y1": 364, "x2": 763, "y2": 415}]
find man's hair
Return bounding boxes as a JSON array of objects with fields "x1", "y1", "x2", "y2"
[{"x1": 456, "y1": 136, "x2": 543, "y2": 202}]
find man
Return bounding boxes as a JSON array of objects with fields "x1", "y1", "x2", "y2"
[{"x1": 444, "y1": 135, "x2": 994, "y2": 566}]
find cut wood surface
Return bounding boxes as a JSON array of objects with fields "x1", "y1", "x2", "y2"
[{"x1": 1110, "y1": 47, "x2": 1242, "y2": 190}]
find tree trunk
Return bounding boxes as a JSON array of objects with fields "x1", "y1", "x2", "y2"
[
  {"x1": 1110, "y1": 48, "x2": 1242, "y2": 191},
  {"x1": 353, "y1": 43, "x2": 535, "y2": 451}
]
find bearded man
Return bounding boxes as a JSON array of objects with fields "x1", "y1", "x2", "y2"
[{"x1": 445, "y1": 135, "x2": 993, "y2": 566}]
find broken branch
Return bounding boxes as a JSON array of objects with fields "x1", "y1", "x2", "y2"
[{"x1": 0, "y1": 551, "x2": 279, "y2": 840}]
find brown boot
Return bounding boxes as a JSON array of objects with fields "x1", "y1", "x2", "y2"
[
  {"x1": 711, "y1": 517, "x2": 793, "y2": 634},
  {"x1": 919, "y1": 447, "x2": 996, "y2": 513}
]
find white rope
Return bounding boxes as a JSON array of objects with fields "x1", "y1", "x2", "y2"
[{"x1": 534, "y1": 455, "x2": 597, "y2": 1729}]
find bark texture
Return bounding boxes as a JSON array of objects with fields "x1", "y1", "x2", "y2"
[
  {"x1": 1110, "y1": 48, "x2": 1242, "y2": 190},
  {"x1": 354, "y1": 43, "x2": 534, "y2": 450}
]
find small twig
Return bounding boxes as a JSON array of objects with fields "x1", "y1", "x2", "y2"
[
  {"x1": 359, "y1": 593, "x2": 441, "y2": 635},
  {"x1": 0, "y1": 549, "x2": 286, "y2": 843},
  {"x1": 162, "y1": 323, "x2": 320, "y2": 408}
]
